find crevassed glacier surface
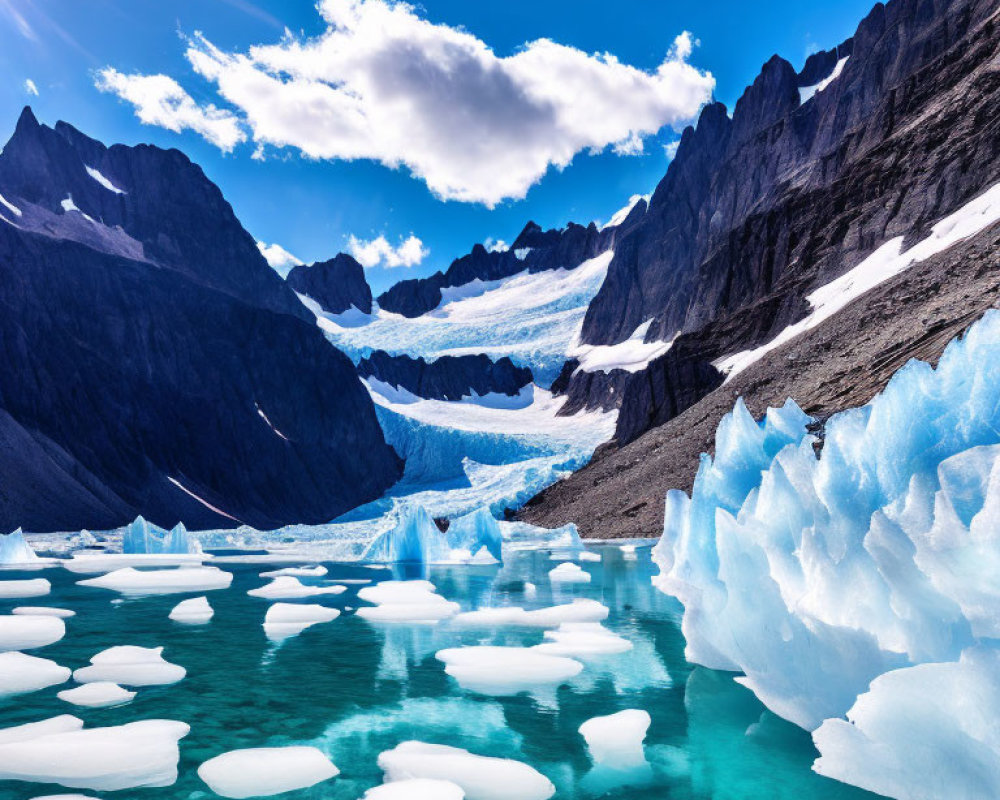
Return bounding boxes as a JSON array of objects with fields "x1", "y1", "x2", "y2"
[{"x1": 653, "y1": 309, "x2": 1000, "y2": 798}]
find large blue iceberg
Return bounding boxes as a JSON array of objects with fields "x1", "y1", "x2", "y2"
[
  {"x1": 122, "y1": 516, "x2": 200, "y2": 554},
  {"x1": 653, "y1": 310, "x2": 1000, "y2": 799},
  {"x1": 0, "y1": 529, "x2": 39, "y2": 565},
  {"x1": 364, "y1": 505, "x2": 504, "y2": 564}
]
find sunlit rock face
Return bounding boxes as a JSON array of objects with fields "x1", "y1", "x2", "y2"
[{"x1": 654, "y1": 310, "x2": 1000, "y2": 797}]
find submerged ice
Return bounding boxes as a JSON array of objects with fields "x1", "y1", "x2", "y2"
[{"x1": 653, "y1": 310, "x2": 1000, "y2": 797}]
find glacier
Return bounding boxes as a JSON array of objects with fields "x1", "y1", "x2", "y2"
[
  {"x1": 653, "y1": 309, "x2": 1000, "y2": 798},
  {"x1": 122, "y1": 516, "x2": 199, "y2": 555}
]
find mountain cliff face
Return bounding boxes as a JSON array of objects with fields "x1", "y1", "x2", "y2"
[
  {"x1": 286, "y1": 253, "x2": 372, "y2": 315},
  {"x1": 357, "y1": 352, "x2": 532, "y2": 401},
  {"x1": 520, "y1": 0, "x2": 1000, "y2": 535},
  {"x1": 0, "y1": 108, "x2": 402, "y2": 532},
  {"x1": 376, "y1": 203, "x2": 645, "y2": 318}
]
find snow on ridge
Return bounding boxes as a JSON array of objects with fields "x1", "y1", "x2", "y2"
[
  {"x1": 60, "y1": 194, "x2": 97, "y2": 224},
  {"x1": 254, "y1": 403, "x2": 290, "y2": 441},
  {"x1": 600, "y1": 193, "x2": 649, "y2": 231},
  {"x1": 0, "y1": 192, "x2": 22, "y2": 218},
  {"x1": 85, "y1": 166, "x2": 125, "y2": 194},
  {"x1": 167, "y1": 477, "x2": 243, "y2": 524},
  {"x1": 799, "y1": 56, "x2": 849, "y2": 104},
  {"x1": 568, "y1": 319, "x2": 678, "y2": 374},
  {"x1": 715, "y1": 178, "x2": 1000, "y2": 382}
]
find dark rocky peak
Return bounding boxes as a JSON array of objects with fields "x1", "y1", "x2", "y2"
[
  {"x1": 512, "y1": 220, "x2": 562, "y2": 250},
  {"x1": 728, "y1": 55, "x2": 800, "y2": 149},
  {"x1": 358, "y1": 351, "x2": 533, "y2": 402},
  {"x1": 286, "y1": 252, "x2": 372, "y2": 315},
  {"x1": 0, "y1": 109, "x2": 306, "y2": 321}
]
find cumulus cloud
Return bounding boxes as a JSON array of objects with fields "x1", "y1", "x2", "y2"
[
  {"x1": 347, "y1": 233, "x2": 427, "y2": 268},
  {"x1": 95, "y1": 67, "x2": 246, "y2": 152},
  {"x1": 256, "y1": 240, "x2": 302, "y2": 277},
  {"x1": 484, "y1": 237, "x2": 508, "y2": 253},
  {"x1": 94, "y1": 0, "x2": 714, "y2": 205},
  {"x1": 23, "y1": 79, "x2": 38, "y2": 96}
]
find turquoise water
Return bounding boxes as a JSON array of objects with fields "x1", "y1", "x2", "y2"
[{"x1": 0, "y1": 547, "x2": 878, "y2": 799}]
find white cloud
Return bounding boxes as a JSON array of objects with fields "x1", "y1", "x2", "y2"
[
  {"x1": 95, "y1": 0, "x2": 714, "y2": 206},
  {"x1": 256, "y1": 240, "x2": 302, "y2": 277},
  {"x1": 95, "y1": 67, "x2": 246, "y2": 152},
  {"x1": 484, "y1": 237, "x2": 508, "y2": 253},
  {"x1": 347, "y1": 233, "x2": 427, "y2": 268},
  {"x1": 23, "y1": 79, "x2": 38, "y2": 96}
]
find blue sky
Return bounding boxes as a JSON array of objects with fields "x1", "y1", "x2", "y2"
[{"x1": 0, "y1": 0, "x2": 874, "y2": 293}]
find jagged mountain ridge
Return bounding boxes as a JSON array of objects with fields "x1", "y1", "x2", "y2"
[
  {"x1": 286, "y1": 253, "x2": 373, "y2": 315},
  {"x1": 0, "y1": 108, "x2": 402, "y2": 532},
  {"x1": 357, "y1": 351, "x2": 533, "y2": 402}
]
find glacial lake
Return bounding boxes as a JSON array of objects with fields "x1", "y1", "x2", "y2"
[{"x1": 0, "y1": 545, "x2": 877, "y2": 799}]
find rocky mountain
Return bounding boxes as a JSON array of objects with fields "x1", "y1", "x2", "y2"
[
  {"x1": 376, "y1": 202, "x2": 645, "y2": 318},
  {"x1": 521, "y1": 0, "x2": 1000, "y2": 535},
  {"x1": 286, "y1": 253, "x2": 372, "y2": 315},
  {"x1": 0, "y1": 108, "x2": 402, "y2": 532},
  {"x1": 357, "y1": 351, "x2": 532, "y2": 402}
]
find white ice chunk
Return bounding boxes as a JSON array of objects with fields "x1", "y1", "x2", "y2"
[
  {"x1": 247, "y1": 575, "x2": 346, "y2": 599},
  {"x1": 169, "y1": 596, "x2": 213, "y2": 624},
  {"x1": 579, "y1": 709, "x2": 651, "y2": 769},
  {"x1": 0, "y1": 715, "x2": 83, "y2": 745},
  {"x1": 548, "y1": 562, "x2": 591, "y2": 584},
  {"x1": 356, "y1": 580, "x2": 460, "y2": 624},
  {"x1": 0, "y1": 652, "x2": 70, "y2": 696},
  {"x1": 85, "y1": 165, "x2": 125, "y2": 194},
  {"x1": 57, "y1": 682, "x2": 135, "y2": 708},
  {"x1": 263, "y1": 603, "x2": 340, "y2": 641},
  {"x1": 78, "y1": 566, "x2": 232, "y2": 595},
  {"x1": 578, "y1": 551, "x2": 602, "y2": 562},
  {"x1": 451, "y1": 599, "x2": 609, "y2": 628},
  {"x1": 0, "y1": 718, "x2": 189, "y2": 790},
  {"x1": 13, "y1": 607, "x2": 75, "y2": 618},
  {"x1": 73, "y1": 645, "x2": 185, "y2": 687},
  {"x1": 0, "y1": 614, "x2": 65, "y2": 651},
  {"x1": 533, "y1": 623, "x2": 632, "y2": 658},
  {"x1": 62, "y1": 553, "x2": 209, "y2": 574},
  {"x1": 259, "y1": 565, "x2": 327, "y2": 578},
  {"x1": 378, "y1": 741, "x2": 555, "y2": 800},
  {"x1": 0, "y1": 578, "x2": 50, "y2": 598},
  {"x1": 198, "y1": 747, "x2": 339, "y2": 798},
  {"x1": 364, "y1": 778, "x2": 465, "y2": 799},
  {"x1": 436, "y1": 646, "x2": 582, "y2": 695}
]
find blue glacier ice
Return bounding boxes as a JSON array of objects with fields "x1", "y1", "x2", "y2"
[
  {"x1": 363, "y1": 504, "x2": 505, "y2": 564},
  {"x1": 653, "y1": 309, "x2": 1000, "y2": 798},
  {"x1": 444, "y1": 506, "x2": 503, "y2": 561},
  {"x1": 0, "y1": 529, "x2": 39, "y2": 565},
  {"x1": 122, "y1": 516, "x2": 199, "y2": 555}
]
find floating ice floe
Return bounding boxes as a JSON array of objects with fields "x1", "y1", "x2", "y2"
[
  {"x1": 248, "y1": 576, "x2": 347, "y2": 599},
  {"x1": 579, "y1": 710, "x2": 651, "y2": 769},
  {"x1": 61, "y1": 553, "x2": 209, "y2": 574},
  {"x1": 363, "y1": 778, "x2": 465, "y2": 799},
  {"x1": 0, "y1": 529, "x2": 40, "y2": 566},
  {"x1": 0, "y1": 652, "x2": 70, "y2": 696},
  {"x1": 263, "y1": 603, "x2": 340, "y2": 641},
  {"x1": 57, "y1": 682, "x2": 135, "y2": 708},
  {"x1": 13, "y1": 607, "x2": 75, "y2": 618},
  {"x1": 78, "y1": 566, "x2": 232, "y2": 595},
  {"x1": 259, "y1": 565, "x2": 328, "y2": 578},
  {"x1": 548, "y1": 563, "x2": 590, "y2": 584},
  {"x1": 653, "y1": 309, "x2": 1000, "y2": 796},
  {"x1": 0, "y1": 614, "x2": 65, "y2": 651},
  {"x1": 122, "y1": 516, "x2": 200, "y2": 555},
  {"x1": 0, "y1": 578, "x2": 50, "y2": 598},
  {"x1": 357, "y1": 580, "x2": 460, "y2": 623},
  {"x1": 73, "y1": 645, "x2": 185, "y2": 687},
  {"x1": 532, "y1": 623, "x2": 632, "y2": 658},
  {"x1": 378, "y1": 741, "x2": 555, "y2": 800},
  {"x1": 436, "y1": 646, "x2": 582, "y2": 696},
  {"x1": 197, "y1": 746, "x2": 339, "y2": 798},
  {"x1": 28, "y1": 794, "x2": 98, "y2": 800},
  {"x1": 169, "y1": 596, "x2": 213, "y2": 624},
  {"x1": 451, "y1": 599, "x2": 609, "y2": 628},
  {"x1": 0, "y1": 716, "x2": 189, "y2": 790}
]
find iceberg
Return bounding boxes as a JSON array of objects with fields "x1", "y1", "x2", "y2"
[
  {"x1": 579, "y1": 709, "x2": 651, "y2": 769},
  {"x1": 357, "y1": 580, "x2": 459, "y2": 623},
  {"x1": 0, "y1": 578, "x2": 50, "y2": 598},
  {"x1": 169, "y1": 596, "x2": 213, "y2": 624},
  {"x1": 548, "y1": 563, "x2": 590, "y2": 584},
  {"x1": 446, "y1": 506, "x2": 503, "y2": 561},
  {"x1": 247, "y1": 576, "x2": 346, "y2": 599},
  {"x1": 652, "y1": 310, "x2": 1000, "y2": 795},
  {"x1": 263, "y1": 603, "x2": 340, "y2": 641},
  {"x1": 0, "y1": 528, "x2": 39, "y2": 565},
  {"x1": 0, "y1": 717, "x2": 189, "y2": 790},
  {"x1": 197, "y1": 746, "x2": 339, "y2": 799},
  {"x1": 377, "y1": 741, "x2": 555, "y2": 800},
  {"x1": 365, "y1": 505, "x2": 504, "y2": 564},
  {"x1": 364, "y1": 778, "x2": 465, "y2": 799},
  {"x1": 435, "y1": 646, "x2": 582, "y2": 696},
  {"x1": 121, "y1": 516, "x2": 200, "y2": 555},
  {"x1": 78, "y1": 566, "x2": 232, "y2": 595}
]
